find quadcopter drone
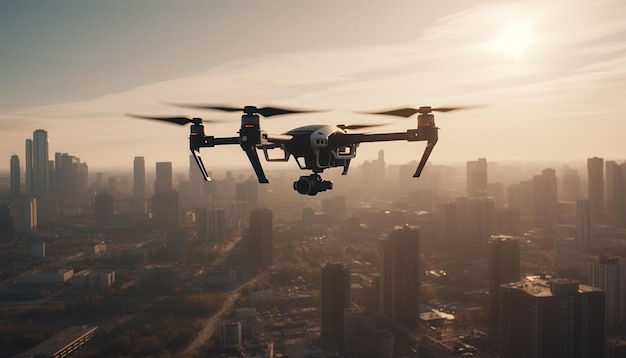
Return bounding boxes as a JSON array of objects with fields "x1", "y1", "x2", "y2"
[{"x1": 128, "y1": 104, "x2": 467, "y2": 196}]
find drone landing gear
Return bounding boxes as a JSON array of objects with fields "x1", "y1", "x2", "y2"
[{"x1": 293, "y1": 174, "x2": 333, "y2": 196}]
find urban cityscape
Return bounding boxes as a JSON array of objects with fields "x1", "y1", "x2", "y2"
[{"x1": 1, "y1": 128, "x2": 626, "y2": 357}]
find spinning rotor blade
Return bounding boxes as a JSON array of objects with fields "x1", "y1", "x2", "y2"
[
  {"x1": 362, "y1": 106, "x2": 477, "y2": 118},
  {"x1": 126, "y1": 113, "x2": 223, "y2": 126},
  {"x1": 167, "y1": 103, "x2": 324, "y2": 117},
  {"x1": 337, "y1": 124, "x2": 385, "y2": 131}
]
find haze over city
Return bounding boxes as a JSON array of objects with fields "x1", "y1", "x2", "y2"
[{"x1": 2, "y1": 0, "x2": 626, "y2": 171}]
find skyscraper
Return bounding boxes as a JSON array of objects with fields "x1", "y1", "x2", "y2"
[
  {"x1": 605, "y1": 160, "x2": 625, "y2": 223},
  {"x1": 152, "y1": 190, "x2": 180, "y2": 230},
  {"x1": 591, "y1": 255, "x2": 626, "y2": 331},
  {"x1": 133, "y1": 156, "x2": 146, "y2": 200},
  {"x1": 500, "y1": 276, "x2": 605, "y2": 358},
  {"x1": 32, "y1": 129, "x2": 49, "y2": 197},
  {"x1": 248, "y1": 208, "x2": 273, "y2": 269},
  {"x1": 155, "y1": 161, "x2": 173, "y2": 194},
  {"x1": 587, "y1": 156, "x2": 604, "y2": 223},
  {"x1": 379, "y1": 225, "x2": 420, "y2": 328},
  {"x1": 95, "y1": 192, "x2": 114, "y2": 228},
  {"x1": 25, "y1": 139, "x2": 33, "y2": 196},
  {"x1": 576, "y1": 199, "x2": 593, "y2": 249},
  {"x1": 10, "y1": 155, "x2": 20, "y2": 198},
  {"x1": 488, "y1": 235, "x2": 520, "y2": 330},
  {"x1": 466, "y1": 158, "x2": 487, "y2": 197},
  {"x1": 320, "y1": 262, "x2": 350, "y2": 344}
]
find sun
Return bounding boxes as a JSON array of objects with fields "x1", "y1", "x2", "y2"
[{"x1": 488, "y1": 21, "x2": 535, "y2": 60}]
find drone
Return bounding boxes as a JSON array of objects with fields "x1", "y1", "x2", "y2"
[{"x1": 128, "y1": 104, "x2": 468, "y2": 196}]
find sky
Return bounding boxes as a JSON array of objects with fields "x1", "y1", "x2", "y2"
[{"x1": 1, "y1": 0, "x2": 626, "y2": 173}]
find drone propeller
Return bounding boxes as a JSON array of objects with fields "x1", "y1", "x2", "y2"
[
  {"x1": 125, "y1": 113, "x2": 224, "y2": 126},
  {"x1": 337, "y1": 124, "x2": 385, "y2": 131},
  {"x1": 362, "y1": 106, "x2": 477, "y2": 118},
  {"x1": 167, "y1": 103, "x2": 325, "y2": 118}
]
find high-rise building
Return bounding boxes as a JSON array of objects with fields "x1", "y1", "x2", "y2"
[
  {"x1": 591, "y1": 255, "x2": 626, "y2": 331},
  {"x1": 467, "y1": 197, "x2": 495, "y2": 243},
  {"x1": 152, "y1": 190, "x2": 180, "y2": 231},
  {"x1": 134, "y1": 156, "x2": 146, "y2": 199},
  {"x1": 561, "y1": 167, "x2": 582, "y2": 202},
  {"x1": 500, "y1": 276, "x2": 605, "y2": 358},
  {"x1": 533, "y1": 168, "x2": 557, "y2": 218},
  {"x1": 344, "y1": 308, "x2": 377, "y2": 357},
  {"x1": 11, "y1": 197, "x2": 37, "y2": 233},
  {"x1": 379, "y1": 225, "x2": 420, "y2": 328},
  {"x1": 488, "y1": 235, "x2": 520, "y2": 330},
  {"x1": 494, "y1": 207, "x2": 522, "y2": 236},
  {"x1": 587, "y1": 156, "x2": 604, "y2": 223},
  {"x1": 208, "y1": 209, "x2": 227, "y2": 242},
  {"x1": 320, "y1": 262, "x2": 350, "y2": 344},
  {"x1": 248, "y1": 208, "x2": 273, "y2": 269},
  {"x1": 467, "y1": 158, "x2": 487, "y2": 197},
  {"x1": 155, "y1": 161, "x2": 173, "y2": 194},
  {"x1": 10, "y1": 155, "x2": 20, "y2": 198},
  {"x1": 576, "y1": 199, "x2": 593, "y2": 249},
  {"x1": 605, "y1": 161, "x2": 626, "y2": 223},
  {"x1": 25, "y1": 139, "x2": 33, "y2": 196},
  {"x1": 95, "y1": 192, "x2": 114, "y2": 228},
  {"x1": 32, "y1": 129, "x2": 49, "y2": 197}
]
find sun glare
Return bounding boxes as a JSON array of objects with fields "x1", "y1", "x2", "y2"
[{"x1": 488, "y1": 21, "x2": 535, "y2": 60}]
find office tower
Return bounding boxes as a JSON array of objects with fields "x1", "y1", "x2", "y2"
[
  {"x1": 561, "y1": 167, "x2": 582, "y2": 202},
  {"x1": 344, "y1": 308, "x2": 377, "y2": 357},
  {"x1": 591, "y1": 255, "x2": 626, "y2": 331},
  {"x1": 605, "y1": 161, "x2": 625, "y2": 222},
  {"x1": 576, "y1": 199, "x2": 593, "y2": 249},
  {"x1": 133, "y1": 157, "x2": 146, "y2": 199},
  {"x1": 95, "y1": 192, "x2": 114, "y2": 228},
  {"x1": 507, "y1": 179, "x2": 534, "y2": 217},
  {"x1": 488, "y1": 235, "x2": 520, "y2": 330},
  {"x1": 11, "y1": 197, "x2": 37, "y2": 233},
  {"x1": 208, "y1": 209, "x2": 227, "y2": 242},
  {"x1": 500, "y1": 276, "x2": 605, "y2": 358},
  {"x1": 467, "y1": 197, "x2": 495, "y2": 243},
  {"x1": 152, "y1": 190, "x2": 180, "y2": 231},
  {"x1": 466, "y1": 158, "x2": 487, "y2": 197},
  {"x1": 320, "y1": 262, "x2": 350, "y2": 344},
  {"x1": 494, "y1": 207, "x2": 522, "y2": 236},
  {"x1": 248, "y1": 208, "x2": 273, "y2": 269},
  {"x1": 54, "y1": 153, "x2": 77, "y2": 201},
  {"x1": 219, "y1": 320, "x2": 242, "y2": 348},
  {"x1": 533, "y1": 168, "x2": 557, "y2": 218},
  {"x1": 25, "y1": 139, "x2": 33, "y2": 196},
  {"x1": 442, "y1": 201, "x2": 460, "y2": 242},
  {"x1": 32, "y1": 129, "x2": 49, "y2": 197},
  {"x1": 10, "y1": 155, "x2": 20, "y2": 198},
  {"x1": 379, "y1": 225, "x2": 420, "y2": 328},
  {"x1": 554, "y1": 237, "x2": 576, "y2": 269},
  {"x1": 587, "y1": 156, "x2": 604, "y2": 223},
  {"x1": 155, "y1": 161, "x2": 173, "y2": 194}
]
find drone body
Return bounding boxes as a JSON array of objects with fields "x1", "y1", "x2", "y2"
[{"x1": 129, "y1": 104, "x2": 458, "y2": 196}]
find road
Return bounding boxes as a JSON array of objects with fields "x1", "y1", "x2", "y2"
[{"x1": 180, "y1": 276, "x2": 257, "y2": 356}]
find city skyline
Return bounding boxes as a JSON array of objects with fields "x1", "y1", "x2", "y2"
[{"x1": 2, "y1": 1, "x2": 626, "y2": 170}]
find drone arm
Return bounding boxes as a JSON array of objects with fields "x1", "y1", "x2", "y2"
[
  {"x1": 243, "y1": 146, "x2": 269, "y2": 183},
  {"x1": 414, "y1": 141, "x2": 436, "y2": 177}
]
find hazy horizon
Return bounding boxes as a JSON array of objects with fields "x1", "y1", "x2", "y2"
[{"x1": 2, "y1": 0, "x2": 626, "y2": 171}]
